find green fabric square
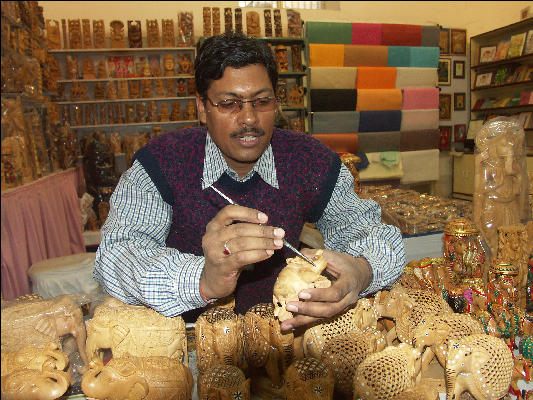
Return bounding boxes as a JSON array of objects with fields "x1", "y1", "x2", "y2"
[
  {"x1": 307, "y1": 21, "x2": 353, "y2": 44},
  {"x1": 387, "y1": 46, "x2": 410, "y2": 67}
]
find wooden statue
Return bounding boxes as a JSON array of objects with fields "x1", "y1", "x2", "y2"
[
  {"x1": 203, "y1": 7, "x2": 211, "y2": 37},
  {"x1": 445, "y1": 334, "x2": 513, "y2": 400},
  {"x1": 92, "y1": 19, "x2": 105, "y2": 48},
  {"x1": 161, "y1": 19, "x2": 174, "y2": 47},
  {"x1": 264, "y1": 9, "x2": 273, "y2": 37},
  {"x1": 68, "y1": 19, "x2": 82, "y2": 49},
  {"x1": 212, "y1": 7, "x2": 220, "y2": 36},
  {"x1": 291, "y1": 44, "x2": 303, "y2": 72},
  {"x1": 163, "y1": 54, "x2": 175, "y2": 76},
  {"x1": 184, "y1": 99, "x2": 197, "y2": 120},
  {"x1": 159, "y1": 103, "x2": 170, "y2": 122},
  {"x1": 147, "y1": 101, "x2": 159, "y2": 122},
  {"x1": 177, "y1": 12, "x2": 194, "y2": 47},
  {"x1": 275, "y1": 45, "x2": 289, "y2": 72},
  {"x1": 82, "y1": 355, "x2": 193, "y2": 400},
  {"x1": 105, "y1": 81, "x2": 118, "y2": 100},
  {"x1": 61, "y1": 19, "x2": 68, "y2": 49},
  {"x1": 95, "y1": 60, "x2": 107, "y2": 79},
  {"x1": 170, "y1": 102, "x2": 181, "y2": 121},
  {"x1": 287, "y1": 84, "x2": 304, "y2": 106},
  {"x1": 115, "y1": 103, "x2": 124, "y2": 123},
  {"x1": 146, "y1": 19, "x2": 160, "y2": 47},
  {"x1": 154, "y1": 79, "x2": 165, "y2": 96},
  {"x1": 164, "y1": 79, "x2": 175, "y2": 98},
  {"x1": 127, "y1": 20, "x2": 142, "y2": 48},
  {"x1": 273, "y1": 250, "x2": 330, "y2": 322},
  {"x1": 246, "y1": 11, "x2": 261, "y2": 37},
  {"x1": 1, "y1": 295, "x2": 89, "y2": 371},
  {"x1": 86, "y1": 297, "x2": 187, "y2": 363},
  {"x1": 70, "y1": 81, "x2": 88, "y2": 101},
  {"x1": 287, "y1": 9, "x2": 302, "y2": 37},
  {"x1": 82, "y1": 18, "x2": 92, "y2": 48},
  {"x1": 137, "y1": 102, "x2": 148, "y2": 122},
  {"x1": 125, "y1": 103, "x2": 135, "y2": 123},
  {"x1": 224, "y1": 8, "x2": 233, "y2": 33},
  {"x1": 141, "y1": 79, "x2": 152, "y2": 98},
  {"x1": 285, "y1": 358, "x2": 334, "y2": 400},
  {"x1": 177, "y1": 53, "x2": 193, "y2": 75},
  {"x1": 274, "y1": 9, "x2": 282, "y2": 37},
  {"x1": 81, "y1": 58, "x2": 96, "y2": 79},
  {"x1": 65, "y1": 55, "x2": 79, "y2": 79},
  {"x1": 1, "y1": 342, "x2": 69, "y2": 378},
  {"x1": 110, "y1": 20, "x2": 126, "y2": 48},
  {"x1": 195, "y1": 307, "x2": 244, "y2": 375},
  {"x1": 187, "y1": 78, "x2": 196, "y2": 95},
  {"x1": 1, "y1": 364, "x2": 71, "y2": 400},
  {"x1": 129, "y1": 80, "x2": 140, "y2": 99},
  {"x1": 353, "y1": 343, "x2": 422, "y2": 400},
  {"x1": 176, "y1": 79, "x2": 186, "y2": 97},
  {"x1": 108, "y1": 132, "x2": 122, "y2": 154},
  {"x1": 45, "y1": 19, "x2": 60, "y2": 49},
  {"x1": 235, "y1": 8, "x2": 243, "y2": 33},
  {"x1": 474, "y1": 119, "x2": 528, "y2": 258},
  {"x1": 197, "y1": 365, "x2": 250, "y2": 400}
]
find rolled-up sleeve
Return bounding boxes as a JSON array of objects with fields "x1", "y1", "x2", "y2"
[{"x1": 315, "y1": 165, "x2": 405, "y2": 296}]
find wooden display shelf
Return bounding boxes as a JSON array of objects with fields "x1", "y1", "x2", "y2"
[
  {"x1": 49, "y1": 46, "x2": 196, "y2": 54},
  {"x1": 471, "y1": 54, "x2": 533, "y2": 71},
  {"x1": 58, "y1": 76, "x2": 194, "y2": 83},
  {"x1": 471, "y1": 80, "x2": 533, "y2": 92},
  {"x1": 471, "y1": 104, "x2": 533, "y2": 113},
  {"x1": 70, "y1": 120, "x2": 198, "y2": 129},
  {"x1": 56, "y1": 96, "x2": 195, "y2": 105}
]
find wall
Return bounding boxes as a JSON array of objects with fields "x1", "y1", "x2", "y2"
[{"x1": 40, "y1": 1, "x2": 530, "y2": 39}]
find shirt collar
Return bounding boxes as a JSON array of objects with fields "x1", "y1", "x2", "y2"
[{"x1": 202, "y1": 131, "x2": 279, "y2": 189}]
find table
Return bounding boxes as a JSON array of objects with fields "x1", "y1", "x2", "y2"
[{"x1": 1, "y1": 167, "x2": 86, "y2": 300}]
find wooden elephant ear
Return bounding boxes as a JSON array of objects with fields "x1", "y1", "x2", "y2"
[
  {"x1": 243, "y1": 303, "x2": 272, "y2": 368},
  {"x1": 195, "y1": 313, "x2": 216, "y2": 374},
  {"x1": 110, "y1": 324, "x2": 130, "y2": 348}
]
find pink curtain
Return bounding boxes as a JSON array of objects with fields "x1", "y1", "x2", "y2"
[{"x1": 1, "y1": 167, "x2": 85, "y2": 300}]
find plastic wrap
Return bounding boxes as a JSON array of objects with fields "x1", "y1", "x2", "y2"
[
  {"x1": 177, "y1": 12, "x2": 194, "y2": 47},
  {"x1": 473, "y1": 117, "x2": 530, "y2": 258}
]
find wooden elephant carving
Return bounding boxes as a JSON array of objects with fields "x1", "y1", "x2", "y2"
[
  {"x1": 353, "y1": 343, "x2": 422, "y2": 400},
  {"x1": 273, "y1": 250, "x2": 330, "y2": 322},
  {"x1": 85, "y1": 297, "x2": 187, "y2": 364},
  {"x1": 1, "y1": 294, "x2": 89, "y2": 371},
  {"x1": 195, "y1": 306, "x2": 244, "y2": 374},
  {"x1": 81, "y1": 355, "x2": 193, "y2": 400},
  {"x1": 284, "y1": 357, "x2": 334, "y2": 400},
  {"x1": 1, "y1": 342, "x2": 69, "y2": 377},
  {"x1": 445, "y1": 334, "x2": 513, "y2": 400},
  {"x1": 197, "y1": 364, "x2": 250, "y2": 400},
  {"x1": 412, "y1": 313, "x2": 484, "y2": 370},
  {"x1": 243, "y1": 302, "x2": 293, "y2": 387},
  {"x1": 1, "y1": 366, "x2": 71, "y2": 400}
]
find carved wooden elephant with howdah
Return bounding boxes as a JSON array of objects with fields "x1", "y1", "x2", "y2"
[
  {"x1": 1, "y1": 366, "x2": 71, "y2": 400},
  {"x1": 445, "y1": 334, "x2": 513, "y2": 400},
  {"x1": 85, "y1": 297, "x2": 187, "y2": 364},
  {"x1": 353, "y1": 343, "x2": 422, "y2": 400},
  {"x1": 81, "y1": 355, "x2": 193, "y2": 400},
  {"x1": 1, "y1": 294, "x2": 89, "y2": 371},
  {"x1": 412, "y1": 313, "x2": 484, "y2": 370}
]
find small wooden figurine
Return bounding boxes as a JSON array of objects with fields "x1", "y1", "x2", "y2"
[
  {"x1": 46, "y1": 19, "x2": 61, "y2": 49},
  {"x1": 285, "y1": 358, "x2": 334, "y2": 400},
  {"x1": 177, "y1": 79, "x2": 186, "y2": 97},
  {"x1": 274, "y1": 9, "x2": 282, "y2": 37},
  {"x1": 105, "y1": 81, "x2": 118, "y2": 100},
  {"x1": 198, "y1": 365, "x2": 250, "y2": 400},
  {"x1": 287, "y1": 9, "x2": 302, "y2": 37},
  {"x1": 212, "y1": 7, "x2": 221, "y2": 36},
  {"x1": 147, "y1": 101, "x2": 158, "y2": 122},
  {"x1": 291, "y1": 44, "x2": 303, "y2": 72},
  {"x1": 264, "y1": 9, "x2": 273, "y2": 37},
  {"x1": 184, "y1": 100, "x2": 197, "y2": 120},
  {"x1": 129, "y1": 80, "x2": 140, "y2": 99},
  {"x1": 246, "y1": 11, "x2": 261, "y2": 37},
  {"x1": 154, "y1": 79, "x2": 165, "y2": 96},
  {"x1": 275, "y1": 45, "x2": 289, "y2": 72},
  {"x1": 146, "y1": 19, "x2": 160, "y2": 47},
  {"x1": 203, "y1": 7, "x2": 211, "y2": 37},
  {"x1": 187, "y1": 78, "x2": 196, "y2": 95},
  {"x1": 61, "y1": 19, "x2": 68, "y2": 48},
  {"x1": 163, "y1": 54, "x2": 175, "y2": 76},
  {"x1": 65, "y1": 55, "x2": 79, "y2": 79},
  {"x1": 170, "y1": 102, "x2": 181, "y2": 121},
  {"x1": 161, "y1": 19, "x2": 175, "y2": 47},
  {"x1": 81, "y1": 58, "x2": 96, "y2": 79},
  {"x1": 127, "y1": 20, "x2": 142, "y2": 48},
  {"x1": 117, "y1": 80, "x2": 129, "y2": 99},
  {"x1": 96, "y1": 60, "x2": 107, "y2": 79},
  {"x1": 110, "y1": 20, "x2": 126, "y2": 48},
  {"x1": 92, "y1": 20, "x2": 105, "y2": 48},
  {"x1": 224, "y1": 8, "x2": 232, "y2": 33},
  {"x1": 142, "y1": 79, "x2": 152, "y2": 98},
  {"x1": 125, "y1": 103, "x2": 135, "y2": 123},
  {"x1": 159, "y1": 103, "x2": 170, "y2": 122},
  {"x1": 82, "y1": 18, "x2": 92, "y2": 48},
  {"x1": 177, "y1": 12, "x2": 194, "y2": 47},
  {"x1": 178, "y1": 53, "x2": 193, "y2": 75},
  {"x1": 68, "y1": 19, "x2": 82, "y2": 49},
  {"x1": 165, "y1": 79, "x2": 175, "y2": 98},
  {"x1": 235, "y1": 8, "x2": 243, "y2": 33}
]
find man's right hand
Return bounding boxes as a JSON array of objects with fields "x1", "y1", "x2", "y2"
[{"x1": 200, "y1": 204, "x2": 285, "y2": 300}]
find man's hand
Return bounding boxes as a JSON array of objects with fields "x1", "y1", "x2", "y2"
[
  {"x1": 200, "y1": 204, "x2": 285, "y2": 300},
  {"x1": 279, "y1": 248, "x2": 373, "y2": 332}
]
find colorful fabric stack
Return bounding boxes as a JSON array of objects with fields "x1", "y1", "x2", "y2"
[{"x1": 308, "y1": 21, "x2": 440, "y2": 185}]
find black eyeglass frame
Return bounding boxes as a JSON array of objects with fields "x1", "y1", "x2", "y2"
[{"x1": 204, "y1": 96, "x2": 280, "y2": 113}]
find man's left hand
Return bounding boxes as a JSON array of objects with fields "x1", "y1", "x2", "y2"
[{"x1": 279, "y1": 248, "x2": 372, "y2": 332}]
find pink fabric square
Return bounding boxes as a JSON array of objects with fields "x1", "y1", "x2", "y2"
[
  {"x1": 402, "y1": 88, "x2": 439, "y2": 110},
  {"x1": 352, "y1": 23, "x2": 382, "y2": 45}
]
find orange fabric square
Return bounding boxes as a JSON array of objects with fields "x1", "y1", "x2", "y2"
[
  {"x1": 356, "y1": 89, "x2": 402, "y2": 111},
  {"x1": 356, "y1": 67, "x2": 397, "y2": 89},
  {"x1": 309, "y1": 44, "x2": 345, "y2": 67}
]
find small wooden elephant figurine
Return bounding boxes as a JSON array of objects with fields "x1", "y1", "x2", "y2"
[
  {"x1": 353, "y1": 343, "x2": 422, "y2": 400},
  {"x1": 273, "y1": 250, "x2": 330, "y2": 322},
  {"x1": 197, "y1": 364, "x2": 250, "y2": 400},
  {"x1": 284, "y1": 357, "x2": 334, "y2": 400},
  {"x1": 412, "y1": 313, "x2": 484, "y2": 370},
  {"x1": 445, "y1": 334, "x2": 513, "y2": 400},
  {"x1": 1, "y1": 342, "x2": 69, "y2": 377},
  {"x1": 1, "y1": 365, "x2": 71, "y2": 400},
  {"x1": 81, "y1": 355, "x2": 193, "y2": 400}
]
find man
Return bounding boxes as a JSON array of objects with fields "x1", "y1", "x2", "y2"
[{"x1": 94, "y1": 32, "x2": 405, "y2": 332}]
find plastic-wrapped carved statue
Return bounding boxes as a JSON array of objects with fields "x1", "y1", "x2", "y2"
[{"x1": 273, "y1": 250, "x2": 330, "y2": 322}]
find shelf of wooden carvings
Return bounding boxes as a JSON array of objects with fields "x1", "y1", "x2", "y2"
[
  {"x1": 48, "y1": 47, "x2": 196, "y2": 54},
  {"x1": 56, "y1": 96, "x2": 196, "y2": 105},
  {"x1": 58, "y1": 75, "x2": 194, "y2": 83},
  {"x1": 70, "y1": 120, "x2": 198, "y2": 129}
]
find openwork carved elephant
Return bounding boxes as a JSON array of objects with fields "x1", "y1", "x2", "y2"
[
  {"x1": 85, "y1": 297, "x2": 187, "y2": 364},
  {"x1": 445, "y1": 334, "x2": 513, "y2": 400},
  {"x1": 195, "y1": 306, "x2": 244, "y2": 375},
  {"x1": 353, "y1": 343, "x2": 422, "y2": 400},
  {"x1": 284, "y1": 357, "x2": 334, "y2": 400},
  {"x1": 243, "y1": 302, "x2": 293, "y2": 387},
  {"x1": 412, "y1": 313, "x2": 484, "y2": 370},
  {"x1": 197, "y1": 364, "x2": 250, "y2": 400},
  {"x1": 1, "y1": 294, "x2": 89, "y2": 371},
  {"x1": 81, "y1": 355, "x2": 193, "y2": 400},
  {"x1": 1, "y1": 366, "x2": 70, "y2": 400}
]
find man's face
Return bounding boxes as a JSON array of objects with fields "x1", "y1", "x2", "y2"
[{"x1": 197, "y1": 64, "x2": 276, "y2": 177}]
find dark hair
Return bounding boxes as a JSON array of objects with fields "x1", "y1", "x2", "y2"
[{"x1": 194, "y1": 32, "x2": 278, "y2": 100}]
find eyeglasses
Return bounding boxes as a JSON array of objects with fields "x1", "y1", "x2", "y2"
[{"x1": 205, "y1": 96, "x2": 279, "y2": 114}]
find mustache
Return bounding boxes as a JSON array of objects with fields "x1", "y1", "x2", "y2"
[{"x1": 230, "y1": 126, "x2": 265, "y2": 138}]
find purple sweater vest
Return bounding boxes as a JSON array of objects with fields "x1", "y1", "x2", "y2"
[{"x1": 134, "y1": 127, "x2": 341, "y2": 316}]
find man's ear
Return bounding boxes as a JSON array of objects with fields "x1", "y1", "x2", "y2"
[{"x1": 196, "y1": 93, "x2": 207, "y2": 124}]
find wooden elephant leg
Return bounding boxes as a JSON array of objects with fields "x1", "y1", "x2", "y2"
[{"x1": 420, "y1": 347, "x2": 435, "y2": 372}]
